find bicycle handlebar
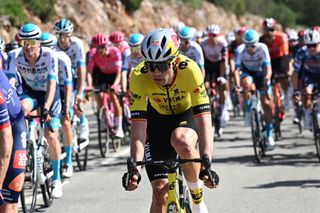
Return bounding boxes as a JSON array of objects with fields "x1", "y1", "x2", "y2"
[{"x1": 25, "y1": 115, "x2": 54, "y2": 133}]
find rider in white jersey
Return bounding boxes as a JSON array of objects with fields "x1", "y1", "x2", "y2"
[
  {"x1": 54, "y1": 18, "x2": 89, "y2": 142},
  {"x1": 234, "y1": 29, "x2": 275, "y2": 150},
  {"x1": 177, "y1": 26, "x2": 205, "y2": 76},
  {"x1": 40, "y1": 32, "x2": 75, "y2": 178},
  {"x1": 125, "y1": 33, "x2": 145, "y2": 76},
  {"x1": 200, "y1": 24, "x2": 230, "y2": 132},
  {"x1": 7, "y1": 23, "x2": 64, "y2": 198}
]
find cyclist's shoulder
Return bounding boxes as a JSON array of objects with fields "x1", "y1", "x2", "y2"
[
  {"x1": 56, "y1": 50, "x2": 71, "y2": 63},
  {"x1": 41, "y1": 46, "x2": 56, "y2": 57},
  {"x1": 131, "y1": 61, "x2": 148, "y2": 78}
]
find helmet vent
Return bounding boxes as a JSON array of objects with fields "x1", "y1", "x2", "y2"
[
  {"x1": 163, "y1": 49, "x2": 172, "y2": 59},
  {"x1": 148, "y1": 49, "x2": 153, "y2": 60},
  {"x1": 161, "y1": 37, "x2": 167, "y2": 48},
  {"x1": 155, "y1": 49, "x2": 161, "y2": 60}
]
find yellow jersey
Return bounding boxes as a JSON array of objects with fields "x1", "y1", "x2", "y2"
[{"x1": 129, "y1": 54, "x2": 211, "y2": 121}]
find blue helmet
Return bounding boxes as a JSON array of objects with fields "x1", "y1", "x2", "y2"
[
  {"x1": 40, "y1": 32, "x2": 57, "y2": 47},
  {"x1": 54, "y1": 18, "x2": 74, "y2": 34},
  {"x1": 178, "y1": 26, "x2": 194, "y2": 40},
  {"x1": 18, "y1": 23, "x2": 41, "y2": 40},
  {"x1": 242, "y1": 29, "x2": 259, "y2": 44},
  {"x1": 128, "y1": 33, "x2": 144, "y2": 47}
]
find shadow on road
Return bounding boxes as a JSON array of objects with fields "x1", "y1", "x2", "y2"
[{"x1": 245, "y1": 179, "x2": 320, "y2": 189}]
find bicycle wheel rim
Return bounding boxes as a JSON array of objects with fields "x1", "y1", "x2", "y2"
[
  {"x1": 21, "y1": 144, "x2": 38, "y2": 213},
  {"x1": 98, "y1": 108, "x2": 109, "y2": 157},
  {"x1": 312, "y1": 109, "x2": 320, "y2": 161},
  {"x1": 251, "y1": 109, "x2": 261, "y2": 163}
]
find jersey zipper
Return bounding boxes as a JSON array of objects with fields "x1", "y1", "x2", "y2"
[{"x1": 165, "y1": 86, "x2": 175, "y2": 115}]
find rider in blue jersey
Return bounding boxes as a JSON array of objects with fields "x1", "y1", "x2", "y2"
[
  {"x1": 293, "y1": 29, "x2": 320, "y2": 130},
  {"x1": 0, "y1": 70, "x2": 27, "y2": 212},
  {"x1": 7, "y1": 23, "x2": 63, "y2": 199}
]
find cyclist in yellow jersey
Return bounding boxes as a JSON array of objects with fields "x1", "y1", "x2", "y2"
[{"x1": 122, "y1": 28, "x2": 217, "y2": 213}]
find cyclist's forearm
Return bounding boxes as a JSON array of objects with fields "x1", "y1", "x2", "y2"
[
  {"x1": 130, "y1": 121, "x2": 147, "y2": 163},
  {"x1": 194, "y1": 114, "x2": 214, "y2": 159},
  {"x1": 292, "y1": 72, "x2": 299, "y2": 90},
  {"x1": 234, "y1": 68, "x2": 241, "y2": 87},
  {"x1": 76, "y1": 66, "x2": 86, "y2": 96},
  {"x1": 44, "y1": 80, "x2": 56, "y2": 110},
  {"x1": 0, "y1": 127, "x2": 13, "y2": 189},
  {"x1": 264, "y1": 66, "x2": 272, "y2": 80},
  {"x1": 121, "y1": 71, "x2": 127, "y2": 91}
]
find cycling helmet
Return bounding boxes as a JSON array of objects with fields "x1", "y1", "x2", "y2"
[
  {"x1": 242, "y1": 29, "x2": 259, "y2": 44},
  {"x1": 109, "y1": 31, "x2": 125, "y2": 43},
  {"x1": 128, "y1": 33, "x2": 144, "y2": 47},
  {"x1": 0, "y1": 37, "x2": 5, "y2": 51},
  {"x1": 172, "y1": 21, "x2": 185, "y2": 33},
  {"x1": 206, "y1": 24, "x2": 220, "y2": 35},
  {"x1": 303, "y1": 29, "x2": 320, "y2": 44},
  {"x1": 286, "y1": 29, "x2": 298, "y2": 41},
  {"x1": 40, "y1": 32, "x2": 57, "y2": 47},
  {"x1": 263, "y1": 18, "x2": 276, "y2": 29},
  {"x1": 178, "y1": 26, "x2": 194, "y2": 40},
  {"x1": 141, "y1": 28, "x2": 180, "y2": 62},
  {"x1": 18, "y1": 23, "x2": 41, "y2": 40},
  {"x1": 5, "y1": 41, "x2": 19, "y2": 52},
  {"x1": 54, "y1": 18, "x2": 74, "y2": 34},
  {"x1": 91, "y1": 32, "x2": 108, "y2": 47},
  {"x1": 234, "y1": 26, "x2": 247, "y2": 36}
]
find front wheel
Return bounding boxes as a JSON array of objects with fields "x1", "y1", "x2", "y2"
[
  {"x1": 75, "y1": 138, "x2": 89, "y2": 171},
  {"x1": 312, "y1": 107, "x2": 320, "y2": 161},
  {"x1": 251, "y1": 109, "x2": 264, "y2": 163},
  {"x1": 40, "y1": 152, "x2": 53, "y2": 207},
  {"x1": 98, "y1": 107, "x2": 109, "y2": 157},
  {"x1": 21, "y1": 142, "x2": 38, "y2": 213}
]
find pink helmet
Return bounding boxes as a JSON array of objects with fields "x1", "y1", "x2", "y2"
[
  {"x1": 234, "y1": 26, "x2": 247, "y2": 36},
  {"x1": 109, "y1": 31, "x2": 125, "y2": 43},
  {"x1": 91, "y1": 32, "x2": 108, "y2": 48}
]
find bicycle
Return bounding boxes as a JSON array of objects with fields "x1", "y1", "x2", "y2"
[
  {"x1": 207, "y1": 82, "x2": 221, "y2": 138},
  {"x1": 292, "y1": 92, "x2": 303, "y2": 134},
  {"x1": 70, "y1": 103, "x2": 89, "y2": 171},
  {"x1": 311, "y1": 87, "x2": 320, "y2": 161},
  {"x1": 20, "y1": 115, "x2": 55, "y2": 212},
  {"x1": 87, "y1": 85, "x2": 124, "y2": 158},
  {"x1": 273, "y1": 79, "x2": 284, "y2": 141},
  {"x1": 250, "y1": 91, "x2": 267, "y2": 163},
  {"x1": 124, "y1": 154, "x2": 219, "y2": 213}
]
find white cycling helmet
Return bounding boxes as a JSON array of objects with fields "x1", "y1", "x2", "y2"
[
  {"x1": 206, "y1": 24, "x2": 220, "y2": 35},
  {"x1": 172, "y1": 21, "x2": 185, "y2": 33},
  {"x1": 0, "y1": 37, "x2": 5, "y2": 51},
  {"x1": 286, "y1": 29, "x2": 298, "y2": 41},
  {"x1": 18, "y1": 23, "x2": 41, "y2": 40},
  {"x1": 304, "y1": 29, "x2": 320, "y2": 44},
  {"x1": 54, "y1": 18, "x2": 74, "y2": 34},
  {"x1": 141, "y1": 28, "x2": 180, "y2": 62}
]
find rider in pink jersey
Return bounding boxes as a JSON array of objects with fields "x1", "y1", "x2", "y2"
[{"x1": 87, "y1": 33, "x2": 124, "y2": 138}]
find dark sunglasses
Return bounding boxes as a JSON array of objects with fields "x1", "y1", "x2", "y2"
[
  {"x1": 307, "y1": 44, "x2": 317, "y2": 48},
  {"x1": 181, "y1": 39, "x2": 189, "y2": 45},
  {"x1": 97, "y1": 45, "x2": 106, "y2": 49},
  {"x1": 246, "y1": 43, "x2": 256, "y2": 48},
  {"x1": 146, "y1": 61, "x2": 172, "y2": 73}
]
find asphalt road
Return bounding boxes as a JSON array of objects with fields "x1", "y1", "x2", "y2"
[{"x1": 20, "y1": 106, "x2": 320, "y2": 213}]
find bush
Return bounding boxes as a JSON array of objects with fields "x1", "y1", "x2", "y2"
[
  {"x1": 0, "y1": 0, "x2": 27, "y2": 26},
  {"x1": 24, "y1": 0, "x2": 57, "y2": 23},
  {"x1": 121, "y1": 0, "x2": 143, "y2": 14}
]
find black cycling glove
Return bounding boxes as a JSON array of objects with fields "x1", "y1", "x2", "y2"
[
  {"x1": 122, "y1": 170, "x2": 141, "y2": 191},
  {"x1": 199, "y1": 169, "x2": 220, "y2": 186}
]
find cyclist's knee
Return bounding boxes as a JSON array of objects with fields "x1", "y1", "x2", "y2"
[{"x1": 171, "y1": 132, "x2": 197, "y2": 154}]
